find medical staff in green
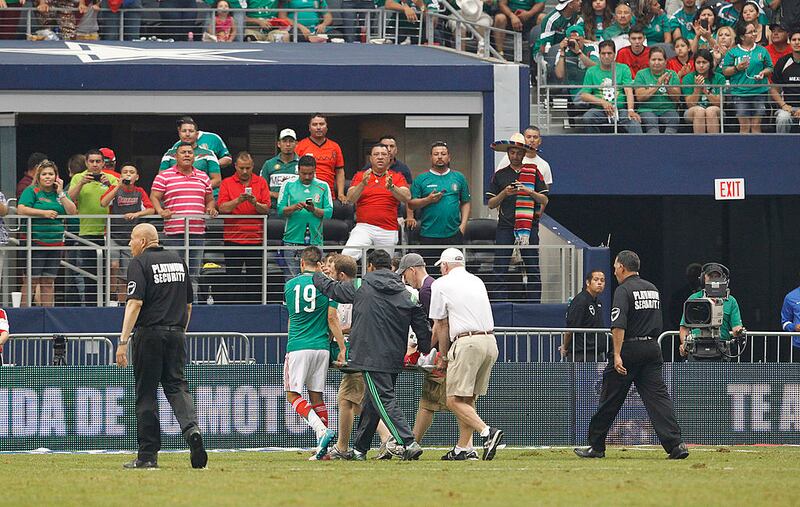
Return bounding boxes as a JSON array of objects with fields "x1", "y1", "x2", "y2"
[
  {"x1": 261, "y1": 128, "x2": 299, "y2": 208},
  {"x1": 160, "y1": 117, "x2": 222, "y2": 194},
  {"x1": 679, "y1": 264, "x2": 744, "y2": 361},
  {"x1": 283, "y1": 246, "x2": 337, "y2": 459},
  {"x1": 408, "y1": 142, "x2": 471, "y2": 268},
  {"x1": 277, "y1": 155, "x2": 333, "y2": 276},
  {"x1": 633, "y1": 46, "x2": 681, "y2": 133}
]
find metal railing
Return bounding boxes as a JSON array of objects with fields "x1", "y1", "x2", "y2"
[
  {"x1": 0, "y1": 213, "x2": 580, "y2": 307},
  {"x1": 0, "y1": 5, "x2": 522, "y2": 61},
  {"x1": 495, "y1": 327, "x2": 611, "y2": 362},
  {"x1": 3, "y1": 332, "x2": 252, "y2": 365},
  {"x1": 658, "y1": 331, "x2": 800, "y2": 363}
]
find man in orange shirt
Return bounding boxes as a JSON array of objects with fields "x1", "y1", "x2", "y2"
[
  {"x1": 295, "y1": 113, "x2": 346, "y2": 202},
  {"x1": 341, "y1": 144, "x2": 410, "y2": 260}
]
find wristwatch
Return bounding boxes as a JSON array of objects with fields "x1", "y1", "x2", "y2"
[{"x1": 58, "y1": 192, "x2": 67, "y2": 199}]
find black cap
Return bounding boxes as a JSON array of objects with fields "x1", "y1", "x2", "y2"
[{"x1": 769, "y1": 22, "x2": 788, "y2": 31}]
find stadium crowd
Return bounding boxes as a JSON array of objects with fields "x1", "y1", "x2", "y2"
[{"x1": 2, "y1": 115, "x2": 551, "y2": 307}]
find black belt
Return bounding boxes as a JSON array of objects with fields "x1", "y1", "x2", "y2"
[
  {"x1": 624, "y1": 336, "x2": 654, "y2": 342},
  {"x1": 137, "y1": 325, "x2": 184, "y2": 332}
]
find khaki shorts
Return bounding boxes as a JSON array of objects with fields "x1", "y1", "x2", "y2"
[
  {"x1": 420, "y1": 374, "x2": 448, "y2": 412},
  {"x1": 446, "y1": 334, "x2": 498, "y2": 397},
  {"x1": 338, "y1": 372, "x2": 365, "y2": 405}
]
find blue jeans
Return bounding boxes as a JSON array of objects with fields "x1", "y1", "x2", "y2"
[
  {"x1": 582, "y1": 108, "x2": 643, "y2": 133},
  {"x1": 494, "y1": 226, "x2": 540, "y2": 303},
  {"x1": 276, "y1": 242, "x2": 305, "y2": 279},
  {"x1": 99, "y1": 0, "x2": 142, "y2": 40},
  {"x1": 639, "y1": 110, "x2": 679, "y2": 134},
  {"x1": 163, "y1": 235, "x2": 204, "y2": 299}
]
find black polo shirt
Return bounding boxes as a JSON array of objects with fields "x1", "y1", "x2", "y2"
[
  {"x1": 610, "y1": 274, "x2": 662, "y2": 339},
  {"x1": 566, "y1": 289, "x2": 606, "y2": 352},
  {"x1": 773, "y1": 54, "x2": 800, "y2": 108},
  {"x1": 486, "y1": 165, "x2": 548, "y2": 229},
  {"x1": 127, "y1": 246, "x2": 193, "y2": 328}
]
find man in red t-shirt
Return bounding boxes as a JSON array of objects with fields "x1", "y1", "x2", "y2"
[
  {"x1": 295, "y1": 113, "x2": 346, "y2": 202},
  {"x1": 766, "y1": 23, "x2": 792, "y2": 66},
  {"x1": 217, "y1": 152, "x2": 271, "y2": 303},
  {"x1": 342, "y1": 144, "x2": 410, "y2": 260},
  {"x1": 616, "y1": 27, "x2": 650, "y2": 78}
]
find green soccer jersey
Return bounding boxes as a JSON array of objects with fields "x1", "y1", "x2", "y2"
[
  {"x1": 681, "y1": 290, "x2": 743, "y2": 340},
  {"x1": 602, "y1": 22, "x2": 631, "y2": 39},
  {"x1": 261, "y1": 153, "x2": 299, "y2": 207},
  {"x1": 69, "y1": 171, "x2": 118, "y2": 236},
  {"x1": 558, "y1": 46, "x2": 599, "y2": 97},
  {"x1": 170, "y1": 131, "x2": 230, "y2": 162},
  {"x1": 534, "y1": 10, "x2": 576, "y2": 53},
  {"x1": 411, "y1": 169, "x2": 471, "y2": 239},
  {"x1": 284, "y1": 0, "x2": 327, "y2": 28},
  {"x1": 580, "y1": 63, "x2": 634, "y2": 109},
  {"x1": 681, "y1": 71, "x2": 725, "y2": 107},
  {"x1": 285, "y1": 272, "x2": 333, "y2": 352},
  {"x1": 506, "y1": 0, "x2": 544, "y2": 13},
  {"x1": 722, "y1": 44, "x2": 772, "y2": 95},
  {"x1": 633, "y1": 68, "x2": 680, "y2": 113},
  {"x1": 18, "y1": 186, "x2": 72, "y2": 245},
  {"x1": 668, "y1": 8, "x2": 696, "y2": 39},
  {"x1": 247, "y1": 0, "x2": 280, "y2": 18},
  {"x1": 159, "y1": 145, "x2": 221, "y2": 176},
  {"x1": 276, "y1": 178, "x2": 333, "y2": 245},
  {"x1": 642, "y1": 12, "x2": 669, "y2": 43}
]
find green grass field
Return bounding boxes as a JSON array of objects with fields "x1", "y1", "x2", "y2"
[{"x1": 3, "y1": 447, "x2": 799, "y2": 506}]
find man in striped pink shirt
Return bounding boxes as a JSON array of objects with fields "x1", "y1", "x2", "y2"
[{"x1": 150, "y1": 143, "x2": 218, "y2": 296}]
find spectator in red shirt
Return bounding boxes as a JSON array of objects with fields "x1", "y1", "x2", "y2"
[
  {"x1": 100, "y1": 163, "x2": 155, "y2": 302},
  {"x1": 295, "y1": 113, "x2": 346, "y2": 203},
  {"x1": 616, "y1": 26, "x2": 650, "y2": 78},
  {"x1": 100, "y1": 147, "x2": 122, "y2": 179},
  {"x1": 667, "y1": 37, "x2": 695, "y2": 80},
  {"x1": 17, "y1": 152, "x2": 48, "y2": 198},
  {"x1": 766, "y1": 23, "x2": 792, "y2": 65},
  {"x1": 341, "y1": 143, "x2": 410, "y2": 260},
  {"x1": 217, "y1": 152, "x2": 271, "y2": 304}
]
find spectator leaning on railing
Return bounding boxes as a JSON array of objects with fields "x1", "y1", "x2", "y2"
[
  {"x1": 99, "y1": 163, "x2": 155, "y2": 303},
  {"x1": 683, "y1": 48, "x2": 725, "y2": 133},
  {"x1": 217, "y1": 151, "x2": 271, "y2": 303},
  {"x1": 771, "y1": 28, "x2": 800, "y2": 133},
  {"x1": 722, "y1": 21, "x2": 773, "y2": 133},
  {"x1": 342, "y1": 144, "x2": 410, "y2": 260},
  {"x1": 17, "y1": 160, "x2": 78, "y2": 307},
  {"x1": 279, "y1": 0, "x2": 333, "y2": 41},
  {"x1": 634, "y1": 46, "x2": 682, "y2": 134},
  {"x1": 277, "y1": 155, "x2": 333, "y2": 276},
  {"x1": 262, "y1": 128, "x2": 299, "y2": 209},
  {"x1": 150, "y1": 142, "x2": 218, "y2": 296},
  {"x1": 68, "y1": 148, "x2": 118, "y2": 306},
  {"x1": 579, "y1": 39, "x2": 643, "y2": 133}
]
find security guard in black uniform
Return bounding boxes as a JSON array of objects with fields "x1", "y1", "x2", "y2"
[
  {"x1": 116, "y1": 223, "x2": 208, "y2": 469},
  {"x1": 575, "y1": 250, "x2": 688, "y2": 460},
  {"x1": 561, "y1": 269, "x2": 607, "y2": 362}
]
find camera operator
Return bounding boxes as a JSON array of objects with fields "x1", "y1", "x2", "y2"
[{"x1": 679, "y1": 263, "x2": 744, "y2": 361}]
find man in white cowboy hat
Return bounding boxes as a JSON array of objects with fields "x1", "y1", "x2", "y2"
[{"x1": 485, "y1": 133, "x2": 549, "y2": 302}]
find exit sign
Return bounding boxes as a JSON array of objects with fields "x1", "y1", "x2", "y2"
[{"x1": 715, "y1": 178, "x2": 745, "y2": 200}]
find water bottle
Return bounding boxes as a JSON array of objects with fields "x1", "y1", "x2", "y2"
[
  {"x1": 304, "y1": 225, "x2": 311, "y2": 245},
  {"x1": 206, "y1": 293, "x2": 214, "y2": 305}
]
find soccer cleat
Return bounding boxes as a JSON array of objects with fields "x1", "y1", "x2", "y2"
[
  {"x1": 316, "y1": 429, "x2": 336, "y2": 460},
  {"x1": 188, "y1": 431, "x2": 208, "y2": 469},
  {"x1": 574, "y1": 446, "x2": 605, "y2": 458},
  {"x1": 441, "y1": 448, "x2": 479, "y2": 461},
  {"x1": 668, "y1": 443, "x2": 689, "y2": 460},
  {"x1": 123, "y1": 459, "x2": 159, "y2": 469},
  {"x1": 482, "y1": 427, "x2": 503, "y2": 461},
  {"x1": 329, "y1": 446, "x2": 354, "y2": 460},
  {"x1": 353, "y1": 450, "x2": 367, "y2": 461},
  {"x1": 402, "y1": 441, "x2": 423, "y2": 461}
]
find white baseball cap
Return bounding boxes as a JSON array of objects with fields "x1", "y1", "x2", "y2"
[
  {"x1": 434, "y1": 247, "x2": 466, "y2": 266},
  {"x1": 279, "y1": 128, "x2": 297, "y2": 140}
]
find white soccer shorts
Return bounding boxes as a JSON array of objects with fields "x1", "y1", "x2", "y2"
[{"x1": 283, "y1": 349, "x2": 330, "y2": 393}]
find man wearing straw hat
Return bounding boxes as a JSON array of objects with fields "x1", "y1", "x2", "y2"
[{"x1": 486, "y1": 133, "x2": 549, "y2": 302}]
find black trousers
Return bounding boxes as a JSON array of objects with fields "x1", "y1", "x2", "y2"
[
  {"x1": 418, "y1": 231, "x2": 463, "y2": 270},
  {"x1": 354, "y1": 371, "x2": 415, "y2": 453},
  {"x1": 587, "y1": 340, "x2": 683, "y2": 453},
  {"x1": 222, "y1": 241, "x2": 264, "y2": 304},
  {"x1": 132, "y1": 326, "x2": 199, "y2": 461}
]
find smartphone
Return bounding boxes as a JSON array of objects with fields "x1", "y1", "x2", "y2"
[
  {"x1": 122, "y1": 178, "x2": 132, "y2": 185},
  {"x1": 305, "y1": 198, "x2": 313, "y2": 206},
  {"x1": 92, "y1": 173, "x2": 102, "y2": 182},
  {"x1": 244, "y1": 187, "x2": 252, "y2": 195},
  {"x1": 699, "y1": 19, "x2": 708, "y2": 30}
]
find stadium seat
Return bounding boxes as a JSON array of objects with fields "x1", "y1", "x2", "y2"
[{"x1": 323, "y1": 219, "x2": 350, "y2": 246}]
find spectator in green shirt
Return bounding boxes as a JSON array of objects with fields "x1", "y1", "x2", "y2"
[
  {"x1": 602, "y1": 2, "x2": 634, "y2": 40},
  {"x1": 280, "y1": 0, "x2": 333, "y2": 40},
  {"x1": 639, "y1": 0, "x2": 671, "y2": 44},
  {"x1": 683, "y1": 49, "x2": 724, "y2": 133},
  {"x1": 722, "y1": 21, "x2": 773, "y2": 133},
  {"x1": 494, "y1": 0, "x2": 545, "y2": 60},
  {"x1": 277, "y1": 155, "x2": 333, "y2": 277},
  {"x1": 578, "y1": 0, "x2": 613, "y2": 42},
  {"x1": 633, "y1": 46, "x2": 681, "y2": 133},
  {"x1": 261, "y1": 128, "x2": 299, "y2": 209},
  {"x1": 408, "y1": 142, "x2": 471, "y2": 268},
  {"x1": 554, "y1": 24, "x2": 598, "y2": 100},
  {"x1": 161, "y1": 117, "x2": 224, "y2": 192},
  {"x1": 17, "y1": 160, "x2": 77, "y2": 307}
]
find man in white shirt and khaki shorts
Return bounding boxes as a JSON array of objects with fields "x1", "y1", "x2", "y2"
[{"x1": 429, "y1": 248, "x2": 504, "y2": 460}]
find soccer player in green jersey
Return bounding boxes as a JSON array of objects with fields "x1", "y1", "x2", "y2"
[{"x1": 284, "y1": 246, "x2": 338, "y2": 459}]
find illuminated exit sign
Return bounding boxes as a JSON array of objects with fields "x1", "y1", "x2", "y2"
[{"x1": 715, "y1": 178, "x2": 745, "y2": 200}]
